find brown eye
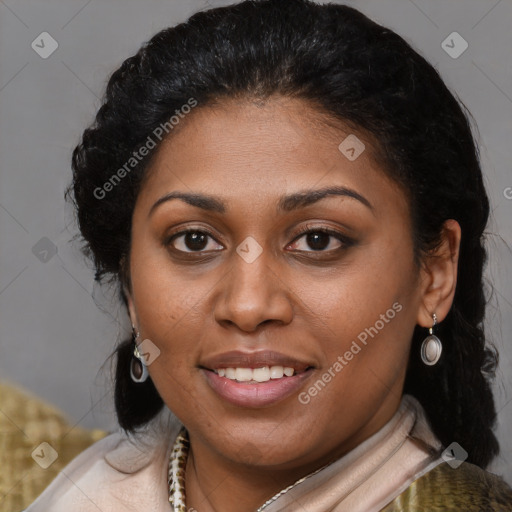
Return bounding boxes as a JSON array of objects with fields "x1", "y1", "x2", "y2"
[
  {"x1": 167, "y1": 229, "x2": 223, "y2": 253},
  {"x1": 303, "y1": 232, "x2": 332, "y2": 251},
  {"x1": 287, "y1": 226, "x2": 354, "y2": 253}
]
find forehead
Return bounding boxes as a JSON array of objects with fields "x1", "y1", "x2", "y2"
[{"x1": 137, "y1": 96, "x2": 407, "y2": 216}]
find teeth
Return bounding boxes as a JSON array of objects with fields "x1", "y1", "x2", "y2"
[
  {"x1": 270, "y1": 366, "x2": 284, "y2": 379},
  {"x1": 252, "y1": 367, "x2": 270, "y2": 382},
  {"x1": 214, "y1": 365, "x2": 296, "y2": 382},
  {"x1": 235, "y1": 368, "x2": 253, "y2": 382}
]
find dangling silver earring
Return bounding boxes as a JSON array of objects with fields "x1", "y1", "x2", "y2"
[
  {"x1": 420, "y1": 313, "x2": 442, "y2": 366},
  {"x1": 130, "y1": 325, "x2": 149, "y2": 383}
]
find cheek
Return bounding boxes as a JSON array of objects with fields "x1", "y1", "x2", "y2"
[
  {"x1": 130, "y1": 226, "x2": 206, "y2": 330},
  {"x1": 293, "y1": 283, "x2": 415, "y2": 443},
  {"x1": 295, "y1": 236, "x2": 416, "y2": 340},
  {"x1": 292, "y1": 241, "x2": 419, "y2": 403},
  {"x1": 129, "y1": 268, "x2": 209, "y2": 422},
  {"x1": 128, "y1": 241, "x2": 201, "y2": 381}
]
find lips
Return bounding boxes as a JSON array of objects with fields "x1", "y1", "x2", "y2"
[
  {"x1": 199, "y1": 349, "x2": 313, "y2": 372},
  {"x1": 199, "y1": 350, "x2": 315, "y2": 408}
]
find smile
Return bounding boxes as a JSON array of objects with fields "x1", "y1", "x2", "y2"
[
  {"x1": 202, "y1": 366, "x2": 314, "y2": 408},
  {"x1": 213, "y1": 365, "x2": 299, "y2": 382}
]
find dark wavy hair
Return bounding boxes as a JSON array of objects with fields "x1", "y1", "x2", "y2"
[{"x1": 67, "y1": 0, "x2": 500, "y2": 467}]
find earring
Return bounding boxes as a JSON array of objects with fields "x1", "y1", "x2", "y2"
[
  {"x1": 130, "y1": 325, "x2": 149, "y2": 383},
  {"x1": 420, "y1": 313, "x2": 442, "y2": 366}
]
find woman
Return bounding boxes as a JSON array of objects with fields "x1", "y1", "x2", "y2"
[{"x1": 26, "y1": 0, "x2": 512, "y2": 510}]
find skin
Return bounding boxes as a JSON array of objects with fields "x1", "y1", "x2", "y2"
[{"x1": 124, "y1": 96, "x2": 461, "y2": 512}]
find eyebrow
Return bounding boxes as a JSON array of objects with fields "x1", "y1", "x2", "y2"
[{"x1": 148, "y1": 185, "x2": 374, "y2": 217}]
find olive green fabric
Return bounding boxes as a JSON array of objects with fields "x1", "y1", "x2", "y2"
[
  {"x1": 381, "y1": 461, "x2": 512, "y2": 511},
  {"x1": 0, "y1": 380, "x2": 108, "y2": 512}
]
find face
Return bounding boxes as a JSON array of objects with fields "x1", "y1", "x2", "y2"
[{"x1": 125, "y1": 96, "x2": 427, "y2": 470}]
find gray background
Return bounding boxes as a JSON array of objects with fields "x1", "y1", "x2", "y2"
[{"x1": 1, "y1": 0, "x2": 511, "y2": 488}]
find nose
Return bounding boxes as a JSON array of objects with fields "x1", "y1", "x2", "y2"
[{"x1": 213, "y1": 248, "x2": 294, "y2": 333}]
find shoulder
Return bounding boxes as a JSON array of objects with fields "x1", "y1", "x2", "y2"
[
  {"x1": 382, "y1": 461, "x2": 512, "y2": 511},
  {"x1": 24, "y1": 431, "x2": 129, "y2": 511},
  {"x1": 25, "y1": 408, "x2": 182, "y2": 512}
]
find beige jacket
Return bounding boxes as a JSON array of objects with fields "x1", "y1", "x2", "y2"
[{"x1": 25, "y1": 395, "x2": 445, "y2": 512}]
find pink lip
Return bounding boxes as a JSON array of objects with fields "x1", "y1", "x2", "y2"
[{"x1": 202, "y1": 367, "x2": 314, "y2": 408}]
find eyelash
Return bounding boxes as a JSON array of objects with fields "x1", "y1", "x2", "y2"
[
  {"x1": 292, "y1": 224, "x2": 354, "y2": 250},
  {"x1": 164, "y1": 224, "x2": 354, "y2": 256}
]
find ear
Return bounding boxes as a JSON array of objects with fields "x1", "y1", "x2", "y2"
[
  {"x1": 124, "y1": 285, "x2": 138, "y2": 328},
  {"x1": 416, "y1": 219, "x2": 461, "y2": 328},
  {"x1": 120, "y1": 254, "x2": 138, "y2": 327}
]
